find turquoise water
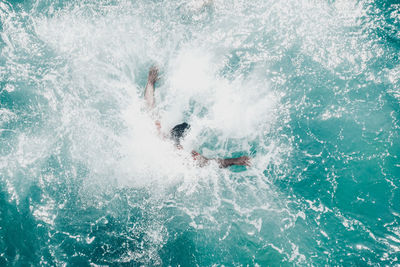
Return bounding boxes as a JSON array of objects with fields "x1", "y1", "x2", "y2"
[{"x1": 1, "y1": 0, "x2": 400, "y2": 265}]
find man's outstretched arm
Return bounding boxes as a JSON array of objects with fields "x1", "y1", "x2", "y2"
[
  {"x1": 144, "y1": 66, "x2": 158, "y2": 110},
  {"x1": 216, "y1": 156, "x2": 251, "y2": 168},
  {"x1": 191, "y1": 151, "x2": 251, "y2": 168},
  {"x1": 144, "y1": 66, "x2": 163, "y2": 135}
]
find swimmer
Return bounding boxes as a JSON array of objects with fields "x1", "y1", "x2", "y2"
[{"x1": 144, "y1": 66, "x2": 251, "y2": 168}]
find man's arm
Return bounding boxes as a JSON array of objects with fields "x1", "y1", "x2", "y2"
[
  {"x1": 144, "y1": 66, "x2": 158, "y2": 110},
  {"x1": 191, "y1": 151, "x2": 251, "y2": 168},
  {"x1": 216, "y1": 156, "x2": 251, "y2": 168},
  {"x1": 144, "y1": 66, "x2": 164, "y2": 135}
]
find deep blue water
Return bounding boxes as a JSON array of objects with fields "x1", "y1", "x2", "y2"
[{"x1": 1, "y1": 0, "x2": 400, "y2": 265}]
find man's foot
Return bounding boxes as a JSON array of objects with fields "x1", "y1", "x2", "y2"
[{"x1": 148, "y1": 66, "x2": 159, "y2": 85}]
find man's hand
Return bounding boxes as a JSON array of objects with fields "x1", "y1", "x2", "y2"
[
  {"x1": 191, "y1": 151, "x2": 251, "y2": 168},
  {"x1": 218, "y1": 155, "x2": 251, "y2": 168},
  {"x1": 233, "y1": 156, "x2": 251, "y2": 166},
  {"x1": 147, "y1": 66, "x2": 159, "y2": 85}
]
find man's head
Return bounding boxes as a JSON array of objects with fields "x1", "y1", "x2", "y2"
[{"x1": 170, "y1": 122, "x2": 191, "y2": 146}]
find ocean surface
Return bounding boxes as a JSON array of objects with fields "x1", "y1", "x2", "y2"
[{"x1": 1, "y1": 0, "x2": 399, "y2": 265}]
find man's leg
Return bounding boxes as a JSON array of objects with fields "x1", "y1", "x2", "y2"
[{"x1": 144, "y1": 66, "x2": 159, "y2": 109}]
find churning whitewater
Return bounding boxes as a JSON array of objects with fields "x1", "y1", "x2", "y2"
[{"x1": 0, "y1": 0, "x2": 399, "y2": 265}]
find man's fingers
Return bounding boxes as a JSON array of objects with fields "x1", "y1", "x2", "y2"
[
  {"x1": 148, "y1": 66, "x2": 160, "y2": 84},
  {"x1": 243, "y1": 156, "x2": 251, "y2": 167}
]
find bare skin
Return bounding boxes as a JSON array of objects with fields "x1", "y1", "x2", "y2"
[
  {"x1": 191, "y1": 151, "x2": 251, "y2": 168},
  {"x1": 144, "y1": 66, "x2": 162, "y2": 133},
  {"x1": 144, "y1": 66, "x2": 251, "y2": 168},
  {"x1": 144, "y1": 66, "x2": 159, "y2": 110}
]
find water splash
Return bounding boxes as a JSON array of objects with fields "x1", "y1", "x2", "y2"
[{"x1": 1, "y1": 0, "x2": 399, "y2": 265}]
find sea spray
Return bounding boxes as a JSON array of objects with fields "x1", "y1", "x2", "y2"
[{"x1": 1, "y1": 0, "x2": 399, "y2": 265}]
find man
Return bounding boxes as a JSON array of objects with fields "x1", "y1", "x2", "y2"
[{"x1": 144, "y1": 66, "x2": 251, "y2": 168}]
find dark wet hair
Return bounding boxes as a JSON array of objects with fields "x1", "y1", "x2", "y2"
[{"x1": 170, "y1": 122, "x2": 191, "y2": 145}]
